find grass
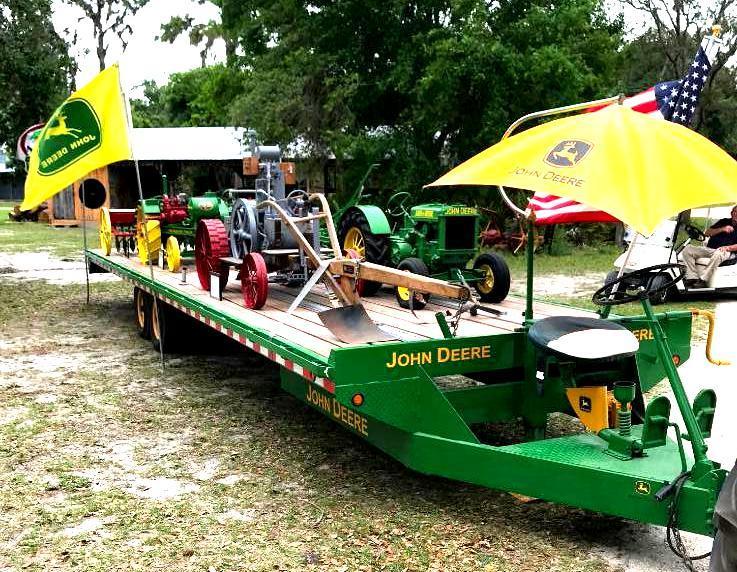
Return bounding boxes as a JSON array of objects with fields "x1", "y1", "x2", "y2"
[{"x1": 0, "y1": 279, "x2": 627, "y2": 572}]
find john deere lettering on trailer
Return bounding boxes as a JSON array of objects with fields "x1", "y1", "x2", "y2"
[{"x1": 87, "y1": 245, "x2": 727, "y2": 543}]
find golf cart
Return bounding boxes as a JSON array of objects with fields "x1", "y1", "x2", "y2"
[{"x1": 606, "y1": 209, "x2": 737, "y2": 304}]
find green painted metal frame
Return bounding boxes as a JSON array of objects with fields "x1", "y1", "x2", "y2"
[{"x1": 86, "y1": 247, "x2": 723, "y2": 537}]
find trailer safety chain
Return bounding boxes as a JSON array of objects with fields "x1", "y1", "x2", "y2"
[{"x1": 660, "y1": 471, "x2": 711, "y2": 570}]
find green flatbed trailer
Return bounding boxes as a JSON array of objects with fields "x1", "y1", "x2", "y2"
[{"x1": 86, "y1": 247, "x2": 726, "y2": 545}]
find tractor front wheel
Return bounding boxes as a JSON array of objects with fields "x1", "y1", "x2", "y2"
[
  {"x1": 339, "y1": 210, "x2": 390, "y2": 296},
  {"x1": 395, "y1": 258, "x2": 430, "y2": 310},
  {"x1": 241, "y1": 252, "x2": 268, "y2": 309},
  {"x1": 473, "y1": 253, "x2": 511, "y2": 303}
]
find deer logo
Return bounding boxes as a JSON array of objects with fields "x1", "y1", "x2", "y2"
[
  {"x1": 545, "y1": 140, "x2": 592, "y2": 167},
  {"x1": 44, "y1": 114, "x2": 83, "y2": 140}
]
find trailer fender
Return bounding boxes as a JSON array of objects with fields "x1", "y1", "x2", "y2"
[{"x1": 350, "y1": 205, "x2": 391, "y2": 235}]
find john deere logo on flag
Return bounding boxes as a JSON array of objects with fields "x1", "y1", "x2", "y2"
[
  {"x1": 545, "y1": 140, "x2": 592, "y2": 167},
  {"x1": 37, "y1": 99, "x2": 101, "y2": 176}
]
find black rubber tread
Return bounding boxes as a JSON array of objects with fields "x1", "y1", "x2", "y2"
[
  {"x1": 133, "y1": 287, "x2": 152, "y2": 340},
  {"x1": 395, "y1": 257, "x2": 430, "y2": 310},
  {"x1": 151, "y1": 299, "x2": 189, "y2": 354},
  {"x1": 647, "y1": 272, "x2": 671, "y2": 305},
  {"x1": 473, "y1": 252, "x2": 511, "y2": 303},
  {"x1": 712, "y1": 462, "x2": 737, "y2": 571},
  {"x1": 338, "y1": 208, "x2": 390, "y2": 296}
]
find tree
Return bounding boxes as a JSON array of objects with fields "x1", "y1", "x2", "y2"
[
  {"x1": 63, "y1": 0, "x2": 149, "y2": 71},
  {"x1": 0, "y1": 0, "x2": 74, "y2": 151}
]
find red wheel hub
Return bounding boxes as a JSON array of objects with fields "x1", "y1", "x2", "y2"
[
  {"x1": 343, "y1": 248, "x2": 365, "y2": 297},
  {"x1": 195, "y1": 219, "x2": 229, "y2": 291},
  {"x1": 241, "y1": 252, "x2": 268, "y2": 309}
]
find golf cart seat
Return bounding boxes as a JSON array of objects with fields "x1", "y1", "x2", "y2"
[
  {"x1": 528, "y1": 316, "x2": 639, "y2": 362},
  {"x1": 696, "y1": 255, "x2": 737, "y2": 267}
]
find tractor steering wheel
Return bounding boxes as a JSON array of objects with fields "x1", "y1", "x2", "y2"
[
  {"x1": 592, "y1": 264, "x2": 684, "y2": 306},
  {"x1": 386, "y1": 192, "x2": 412, "y2": 217},
  {"x1": 685, "y1": 224, "x2": 707, "y2": 242}
]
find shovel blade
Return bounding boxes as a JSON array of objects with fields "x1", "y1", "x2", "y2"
[{"x1": 319, "y1": 304, "x2": 396, "y2": 344}]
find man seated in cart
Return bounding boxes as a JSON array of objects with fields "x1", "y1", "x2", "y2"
[{"x1": 680, "y1": 204, "x2": 737, "y2": 288}]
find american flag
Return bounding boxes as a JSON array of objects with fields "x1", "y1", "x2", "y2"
[{"x1": 529, "y1": 42, "x2": 714, "y2": 225}]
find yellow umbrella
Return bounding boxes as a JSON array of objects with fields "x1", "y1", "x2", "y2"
[{"x1": 427, "y1": 104, "x2": 737, "y2": 235}]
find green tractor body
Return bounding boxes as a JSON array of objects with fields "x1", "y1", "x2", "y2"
[
  {"x1": 392, "y1": 203, "x2": 479, "y2": 277},
  {"x1": 335, "y1": 180, "x2": 511, "y2": 306}
]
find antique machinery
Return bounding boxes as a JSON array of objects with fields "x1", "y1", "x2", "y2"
[
  {"x1": 330, "y1": 166, "x2": 511, "y2": 307},
  {"x1": 135, "y1": 176, "x2": 231, "y2": 274}
]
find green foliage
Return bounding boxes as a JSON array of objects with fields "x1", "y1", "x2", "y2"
[
  {"x1": 0, "y1": 0, "x2": 73, "y2": 151},
  {"x1": 131, "y1": 65, "x2": 248, "y2": 128}
]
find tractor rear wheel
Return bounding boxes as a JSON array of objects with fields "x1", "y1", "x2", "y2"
[
  {"x1": 99, "y1": 207, "x2": 112, "y2": 256},
  {"x1": 195, "y1": 219, "x2": 229, "y2": 291},
  {"x1": 395, "y1": 258, "x2": 430, "y2": 310},
  {"x1": 339, "y1": 210, "x2": 390, "y2": 296},
  {"x1": 473, "y1": 253, "x2": 511, "y2": 303},
  {"x1": 133, "y1": 287, "x2": 152, "y2": 340}
]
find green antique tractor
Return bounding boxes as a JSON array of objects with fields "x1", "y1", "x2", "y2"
[{"x1": 333, "y1": 165, "x2": 511, "y2": 308}]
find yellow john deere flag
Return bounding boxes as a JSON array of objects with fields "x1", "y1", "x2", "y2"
[{"x1": 21, "y1": 64, "x2": 132, "y2": 210}]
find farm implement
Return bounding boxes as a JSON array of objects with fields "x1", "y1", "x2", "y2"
[{"x1": 87, "y1": 94, "x2": 737, "y2": 569}]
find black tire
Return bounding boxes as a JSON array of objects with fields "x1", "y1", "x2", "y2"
[
  {"x1": 150, "y1": 300, "x2": 188, "y2": 354},
  {"x1": 472, "y1": 252, "x2": 511, "y2": 303},
  {"x1": 133, "y1": 287, "x2": 152, "y2": 340},
  {"x1": 647, "y1": 272, "x2": 672, "y2": 305},
  {"x1": 338, "y1": 209, "x2": 390, "y2": 296},
  {"x1": 395, "y1": 258, "x2": 430, "y2": 310},
  {"x1": 603, "y1": 270, "x2": 626, "y2": 302},
  {"x1": 711, "y1": 520, "x2": 737, "y2": 572}
]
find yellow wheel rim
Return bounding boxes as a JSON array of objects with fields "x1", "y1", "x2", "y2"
[
  {"x1": 476, "y1": 264, "x2": 495, "y2": 294},
  {"x1": 99, "y1": 207, "x2": 112, "y2": 256},
  {"x1": 166, "y1": 236, "x2": 181, "y2": 272},
  {"x1": 136, "y1": 209, "x2": 161, "y2": 265},
  {"x1": 343, "y1": 227, "x2": 366, "y2": 259},
  {"x1": 135, "y1": 292, "x2": 146, "y2": 329},
  {"x1": 396, "y1": 286, "x2": 411, "y2": 301}
]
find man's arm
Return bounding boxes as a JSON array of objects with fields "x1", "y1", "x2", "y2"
[{"x1": 706, "y1": 220, "x2": 735, "y2": 237}]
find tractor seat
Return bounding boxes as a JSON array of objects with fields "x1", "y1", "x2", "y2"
[
  {"x1": 696, "y1": 254, "x2": 737, "y2": 267},
  {"x1": 528, "y1": 316, "x2": 639, "y2": 361}
]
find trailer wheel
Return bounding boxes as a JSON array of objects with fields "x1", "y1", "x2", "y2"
[
  {"x1": 241, "y1": 252, "x2": 268, "y2": 309},
  {"x1": 395, "y1": 258, "x2": 430, "y2": 310},
  {"x1": 150, "y1": 299, "x2": 186, "y2": 353},
  {"x1": 473, "y1": 253, "x2": 511, "y2": 303},
  {"x1": 195, "y1": 219, "x2": 229, "y2": 291},
  {"x1": 133, "y1": 287, "x2": 152, "y2": 340},
  {"x1": 339, "y1": 210, "x2": 390, "y2": 296}
]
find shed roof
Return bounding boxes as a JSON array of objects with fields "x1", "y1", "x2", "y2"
[{"x1": 131, "y1": 127, "x2": 247, "y2": 161}]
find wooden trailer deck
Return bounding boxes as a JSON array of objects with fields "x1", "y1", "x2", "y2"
[{"x1": 88, "y1": 248, "x2": 595, "y2": 358}]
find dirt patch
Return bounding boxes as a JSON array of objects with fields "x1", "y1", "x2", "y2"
[{"x1": 0, "y1": 251, "x2": 119, "y2": 285}]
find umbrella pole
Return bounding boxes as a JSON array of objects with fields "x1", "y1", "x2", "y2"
[{"x1": 525, "y1": 218, "x2": 534, "y2": 321}]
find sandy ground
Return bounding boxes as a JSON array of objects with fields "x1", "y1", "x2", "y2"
[{"x1": 1, "y1": 251, "x2": 735, "y2": 571}]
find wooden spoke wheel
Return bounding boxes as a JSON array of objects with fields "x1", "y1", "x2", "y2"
[
  {"x1": 99, "y1": 207, "x2": 112, "y2": 256},
  {"x1": 241, "y1": 252, "x2": 268, "y2": 309},
  {"x1": 195, "y1": 218, "x2": 229, "y2": 291},
  {"x1": 165, "y1": 236, "x2": 182, "y2": 273}
]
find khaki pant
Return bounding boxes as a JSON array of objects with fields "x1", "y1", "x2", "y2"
[{"x1": 681, "y1": 244, "x2": 733, "y2": 283}]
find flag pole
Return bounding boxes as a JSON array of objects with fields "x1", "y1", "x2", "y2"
[
  {"x1": 80, "y1": 179, "x2": 90, "y2": 304},
  {"x1": 119, "y1": 65, "x2": 165, "y2": 371}
]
